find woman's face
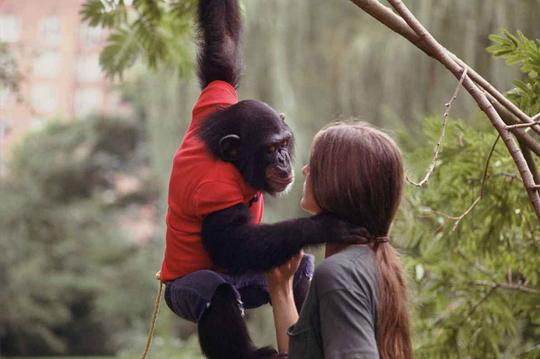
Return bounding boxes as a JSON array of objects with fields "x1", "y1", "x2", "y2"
[{"x1": 300, "y1": 164, "x2": 321, "y2": 214}]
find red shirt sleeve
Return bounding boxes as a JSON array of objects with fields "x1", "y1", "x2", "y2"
[
  {"x1": 191, "y1": 80, "x2": 238, "y2": 128},
  {"x1": 193, "y1": 181, "x2": 245, "y2": 217}
]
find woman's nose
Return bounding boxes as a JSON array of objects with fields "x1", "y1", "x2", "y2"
[{"x1": 302, "y1": 165, "x2": 308, "y2": 176}]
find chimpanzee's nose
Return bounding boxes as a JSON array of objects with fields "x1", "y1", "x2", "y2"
[{"x1": 278, "y1": 169, "x2": 290, "y2": 178}]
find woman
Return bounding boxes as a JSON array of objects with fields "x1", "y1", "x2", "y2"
[{"x1": 266, "y1": 122, "x2": 412, "y2": 359}]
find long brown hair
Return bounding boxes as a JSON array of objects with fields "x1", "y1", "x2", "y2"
[{"x1": 309, "y1": 122, "x2": 412, "y2": 359}]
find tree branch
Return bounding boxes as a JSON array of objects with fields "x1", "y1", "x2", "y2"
[
  {"x1": 348, "y1": 0, "x2": 540, "y2": 136},
  {"x1": 506, "y1": 120, "x2": 540, "y2": 130},
  {"x1": 407, "y1": 68, "x2": 468, "y2": 187},
  {"x1": 464, "y1": 284, "x2": 499, "y2": 321},
  {"x1": 488, "y1": 94, "x2": 540, "y2": 157},
  {"x1": 385, "y1": 0, "x2": 540, "y2": 219},
  {"x1": 450, "y1": 136, "x2": 499, "y2": 231},
  {"x1": 470, "y1": 280, "x2": 538, "y2": 294},
  {"x1": 517, "y1": 138, "x2": 540, "y2": 186}
]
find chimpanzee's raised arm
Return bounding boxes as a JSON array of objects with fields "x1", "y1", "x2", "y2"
[{"x1": 197, "y1": 0, "x2": 242, "y2": 89}]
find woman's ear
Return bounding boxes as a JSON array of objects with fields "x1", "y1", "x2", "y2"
[{"x1": 219, "y1": 134, "x2": 241, "y2": 162}]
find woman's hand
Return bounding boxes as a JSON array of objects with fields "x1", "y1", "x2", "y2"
[
  {"x1": 265, "y1": 251, "x2": 303, "y2": 355},
  {"x1": 265, "y1": 251, "x2": 304, "y2": 292}
]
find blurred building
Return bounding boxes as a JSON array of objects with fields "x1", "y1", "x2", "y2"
[{"x1": 0, "y1": 0, "x2": 127, "y2": 173}]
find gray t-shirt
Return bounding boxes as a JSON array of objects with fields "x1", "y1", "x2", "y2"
[{"x1": 288, "y1": 245, "x2": 379, "y2": 359}]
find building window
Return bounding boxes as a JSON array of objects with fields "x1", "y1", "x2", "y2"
[
  {"x1": 38, "y1": 16, "x2": 61, "y2": 46},
  {"x1": 79, "y1": 24, "x2": 106, "y2": 48},
  {"x1": 74, "y1": 88, "x2": 103, "y2": 118},
  {"x1": 0, "y1": 118, "x2": 10, "y2": 137},
  {"x1": 33, "y1": 51, "x2": 61, "y2": 78},
  {"x1": 31, "y1": 117, "x2": 46, "y2": 130},
  {"x1": 0, "y1": 16, "x2": 21, "y2": 43},
  {"x1": 77, "y1": 54, "x2": 103, "y2": 82},
  {"x1": 31, "y1": 84, "x2": 57, "y2": 114}
]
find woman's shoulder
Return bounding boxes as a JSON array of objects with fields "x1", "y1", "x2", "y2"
[{"x1": 313, "y1": 245, "x2": 378, "y2": 296}]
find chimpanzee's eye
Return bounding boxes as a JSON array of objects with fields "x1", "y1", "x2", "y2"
[{"x1": 267, "y1": 145, "x2": 276, "y2": 154}]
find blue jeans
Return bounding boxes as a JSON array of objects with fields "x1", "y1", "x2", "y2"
[{"x1": 164, "y1": 254, "x2": 315, "y2": 322}]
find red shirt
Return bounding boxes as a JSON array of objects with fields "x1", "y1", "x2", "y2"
[{"x1": 160, "y1": 80, "x2": 264, "y2": 282}]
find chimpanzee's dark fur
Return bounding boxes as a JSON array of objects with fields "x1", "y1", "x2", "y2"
[
  {"x1": 197, "y1": 0, "x2": 242, "y2": 89},
  {"x1": 202, "y1": 204, "x2": 357, "y2": 275},
  {"x1": 198, "y1": 285, "x2": 277, "y2": 359},
  {"x1": 199, "y1": 100, "x2": 294, "y2": 193},
  {"x1": 194, "y1": 1, "x2": 357, "y2": 358}
]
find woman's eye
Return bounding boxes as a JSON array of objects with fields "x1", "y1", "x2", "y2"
[
  {"x1": 268, "y1": 145, "x2": 276, "y2": 153},
  {"x1": 282, "y1": 140, "x2": 288, "y2": 147}
]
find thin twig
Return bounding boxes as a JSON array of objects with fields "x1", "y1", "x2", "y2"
[
  {"x1": 491, "y1": 172, "x2": 519, "y2": 180},
  {"x1": 407, "y1": 68, "x2": 468, "y2": 187},
  {"x1": 387, "y1": 0, "x2": 540, "y2": 219},
  {"x1": 418, "y1": 136, "x2": 501, "y2": 232},
  {"x1": 470, "y1": 280, "x2": 538, "y2": 294},
  {"x1": 450, "y1": 197, "x2": 481, "y2": 232},
  {"x1": 457, "y1": 250, "x2": 539, "y2": 294},
  {"x1": 464, "y1": 285, "x2": 499, "y2": 321},
  {"x1": 506, "y1": 120, "x2": 540, "y2": 129}
]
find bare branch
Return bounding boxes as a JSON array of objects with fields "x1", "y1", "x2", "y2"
[
  {"x1": 464, "y1": 285, "x2": 499, "y2": 321},
  {"x1": 470, "y1": 280, "x2": 539, "y2": 294},
  {"x1": 386, "y1": 0, "x2": 540, "y2": 219},
  {"x1": 450, "y1": 136, "x2": 500, "y2": 231},
  {"x1": 506, "y1": 120, "x2": 540, "y2": 130},
  {"x1": 456, "y1": 250, "x2": 539, "y2": 293},
  {"x1": 450, "y1": 196, "x2": 481, "y2": 231},
  {"x1": 348, "y1": 0, "x2": 540, "y2": 136},
  {"x1": 488, "y1": 94, "x2": 540, "y2": 157},
  {"x1": 417, "y1": 136, "x2": 501, "y2": 230},
  {"x1": 516, "y1": 137, "x2": 540, "y2": 187},
  {"x1": 457, "y1": 59, "x2": 540, "y2": 136},
  {"x1": 407, "y1": 68, "x2": 468, "y2": 187}
]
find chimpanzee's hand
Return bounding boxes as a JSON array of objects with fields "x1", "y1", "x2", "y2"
[{"x1": 311, "y1": 212, "x2": 366, "y2": 244}]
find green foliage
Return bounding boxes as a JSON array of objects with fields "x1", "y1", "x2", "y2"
[
  {"x1": 398, "y1": 118, "x2": 539, "y2": 358},
  {"x1": 488, "y1": 30, "x2": 540, "y2": 115},
  {"x1": 0, "y1": 116, "x2": 160, "y2": 355},
  {"x1": 80, "y1": 0, "x2": 196, "y2": 78},
  {"x1": 397, "y1": 30, "x2": 540, "y2": 358}
]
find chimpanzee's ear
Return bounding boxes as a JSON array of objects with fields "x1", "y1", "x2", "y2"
[{"x1": 219, "y1": 134, "x2": 241, "y2": 162}]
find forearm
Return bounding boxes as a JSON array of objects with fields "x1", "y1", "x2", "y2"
[
  {"x1": 203, "y1": 215, "x2": 323, "y2": 274},
  {"x1": 202, "y1": 204, "x2": 354, "y2": 274},
  {"x1": 268, "y1": 283, "x2": 298, "y2": 354}
]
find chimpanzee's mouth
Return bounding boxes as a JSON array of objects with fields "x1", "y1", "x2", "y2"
[{"x1": 269, "y1": 175, "x2": 294, "y2": 193}]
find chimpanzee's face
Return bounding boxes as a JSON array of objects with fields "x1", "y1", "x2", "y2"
[
  {"x1": 261, "y1": 130, "x2": 294, "y2": 194},
  {"x1": 200, "y1": 99, "x2": 295, "y2": 195},
  {"x1": 216, "y1": 113, "x2": 295, "y2": 195}
]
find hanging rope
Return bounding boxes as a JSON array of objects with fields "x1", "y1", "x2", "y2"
[{"x1": 141, "y1": 271, "x2": 163, "y2": 359}]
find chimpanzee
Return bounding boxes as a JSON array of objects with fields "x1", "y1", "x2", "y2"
[{"x1": 160, "y1": 1, "x2": 358, "y2": 358}]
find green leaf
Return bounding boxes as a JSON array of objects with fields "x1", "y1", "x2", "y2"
[
  {"x1": 80, "y1": 0, "x2": 128, "y2": 28},
  {"x1": 99, "y1": 28, "x2": 141, "y2": 78}
]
